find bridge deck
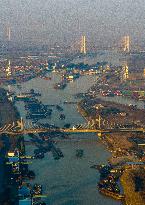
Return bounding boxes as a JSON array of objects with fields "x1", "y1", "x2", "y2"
[{"x1": 0, "y1": 128, "x2": 144, "y2": 135}]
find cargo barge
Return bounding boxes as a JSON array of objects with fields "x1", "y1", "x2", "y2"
[{"x1": 54, "y1": 82, "x2": 67, "y2": 89}]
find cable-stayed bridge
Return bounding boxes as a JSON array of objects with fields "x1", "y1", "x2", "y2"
[{"x1": 0, "y1": 116, "x2": 144, "y2": 135}]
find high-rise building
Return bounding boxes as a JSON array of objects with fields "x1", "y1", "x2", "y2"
[
  {"x1": 5, "y1": 60, "x2": 12, "y2": 77},
  {"x1": 80, "y1": 35, "x2": 86, "y2": 54},
  {"x1": 121, "y1": 36, "x2": 130, "y2": 52}
]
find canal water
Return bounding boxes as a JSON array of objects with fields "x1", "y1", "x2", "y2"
[{"x1": 10, "y1": 73, "x2": 122, "y2": 205}]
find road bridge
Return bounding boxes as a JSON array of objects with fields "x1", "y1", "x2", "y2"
[{"x1": 0, "y1": 117, "x2": 144, "y2": 135}]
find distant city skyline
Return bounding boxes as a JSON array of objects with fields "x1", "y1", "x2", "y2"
[{"x1": 0, "y1": 0, "x2": 145, "y2": 47}]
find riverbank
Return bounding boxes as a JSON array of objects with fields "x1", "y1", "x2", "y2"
[
  {"x1": 77, "y1": 101, "x2": 90, "y2": 121},
  {"x1": 0, "y1": 88, "x2": 22, "y2": 204},
  {"x1": 77, "y1": 95, "x2": 145, "y2": 204},
  {"x1": 120, "y1": 165, "x2": 145, "y2": 205}
]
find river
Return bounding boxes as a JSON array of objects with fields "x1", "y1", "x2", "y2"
[
  {"x1": 72, "y1": 51, "x2": 124, "y2": 66},
  {"x1": 98, "y1": 95, "x2": 144, "y2": 109},
  {"x1": 9, "y1": 73, "x2": 122, "y2": 205}
]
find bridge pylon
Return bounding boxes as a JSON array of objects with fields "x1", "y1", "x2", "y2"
[
  {"x1": 95, "y1": 115, "x2": 101, "y2": 129},
  {"x1": 16, "y1": 117, "x2": 24, "y2": 131},
  {"x1": 80, "y1": 35, "x2": 86, "y2": 54}
]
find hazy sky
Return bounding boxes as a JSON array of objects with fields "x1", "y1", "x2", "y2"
[{"x1": 0, "y1": 0, "x2": 145, "y2": 46}]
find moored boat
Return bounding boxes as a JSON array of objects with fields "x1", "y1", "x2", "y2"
[
  {"x1": 59, "y1": 114, "x2": 65, "y2": 120},
  {"x1": 76, "y1": 149, "x2": 84, "y2": 158}
]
